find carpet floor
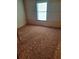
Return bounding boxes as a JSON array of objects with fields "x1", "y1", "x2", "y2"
[{"x1": 17, "y1": 25, "x2": 61, "y2": 59}]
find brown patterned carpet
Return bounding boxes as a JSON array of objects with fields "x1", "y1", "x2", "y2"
[{"x1": 17, "y1": 25, "x2": 61, "y2": 59}]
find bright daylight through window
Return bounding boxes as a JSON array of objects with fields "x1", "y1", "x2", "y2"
[{"x1": 37, "y1": 2, "x2": 47, "y2": 21}]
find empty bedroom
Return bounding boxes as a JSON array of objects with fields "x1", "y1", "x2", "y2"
[{"x1": 17, "y1": 0, "x2": 61, "y2": 59}]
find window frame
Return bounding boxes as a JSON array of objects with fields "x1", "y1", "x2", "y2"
[{"x1": 36, "y1": 2, "x2": 48, "y2": 21}]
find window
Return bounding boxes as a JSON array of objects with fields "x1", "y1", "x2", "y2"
[{"x1": 37, "y1": 2, "x2": 47, "y2": 21}]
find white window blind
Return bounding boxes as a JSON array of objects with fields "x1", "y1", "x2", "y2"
[{"x1": 37, "y1": 2, "x2": 47, "y2": 21}]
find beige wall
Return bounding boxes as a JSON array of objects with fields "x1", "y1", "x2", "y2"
[
  {"x1": 24, "y1": 0, "x2": 61, "y2": 28},
  {"x1": 17, "y1": 0, "x2": 26, "y2": 28}
]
